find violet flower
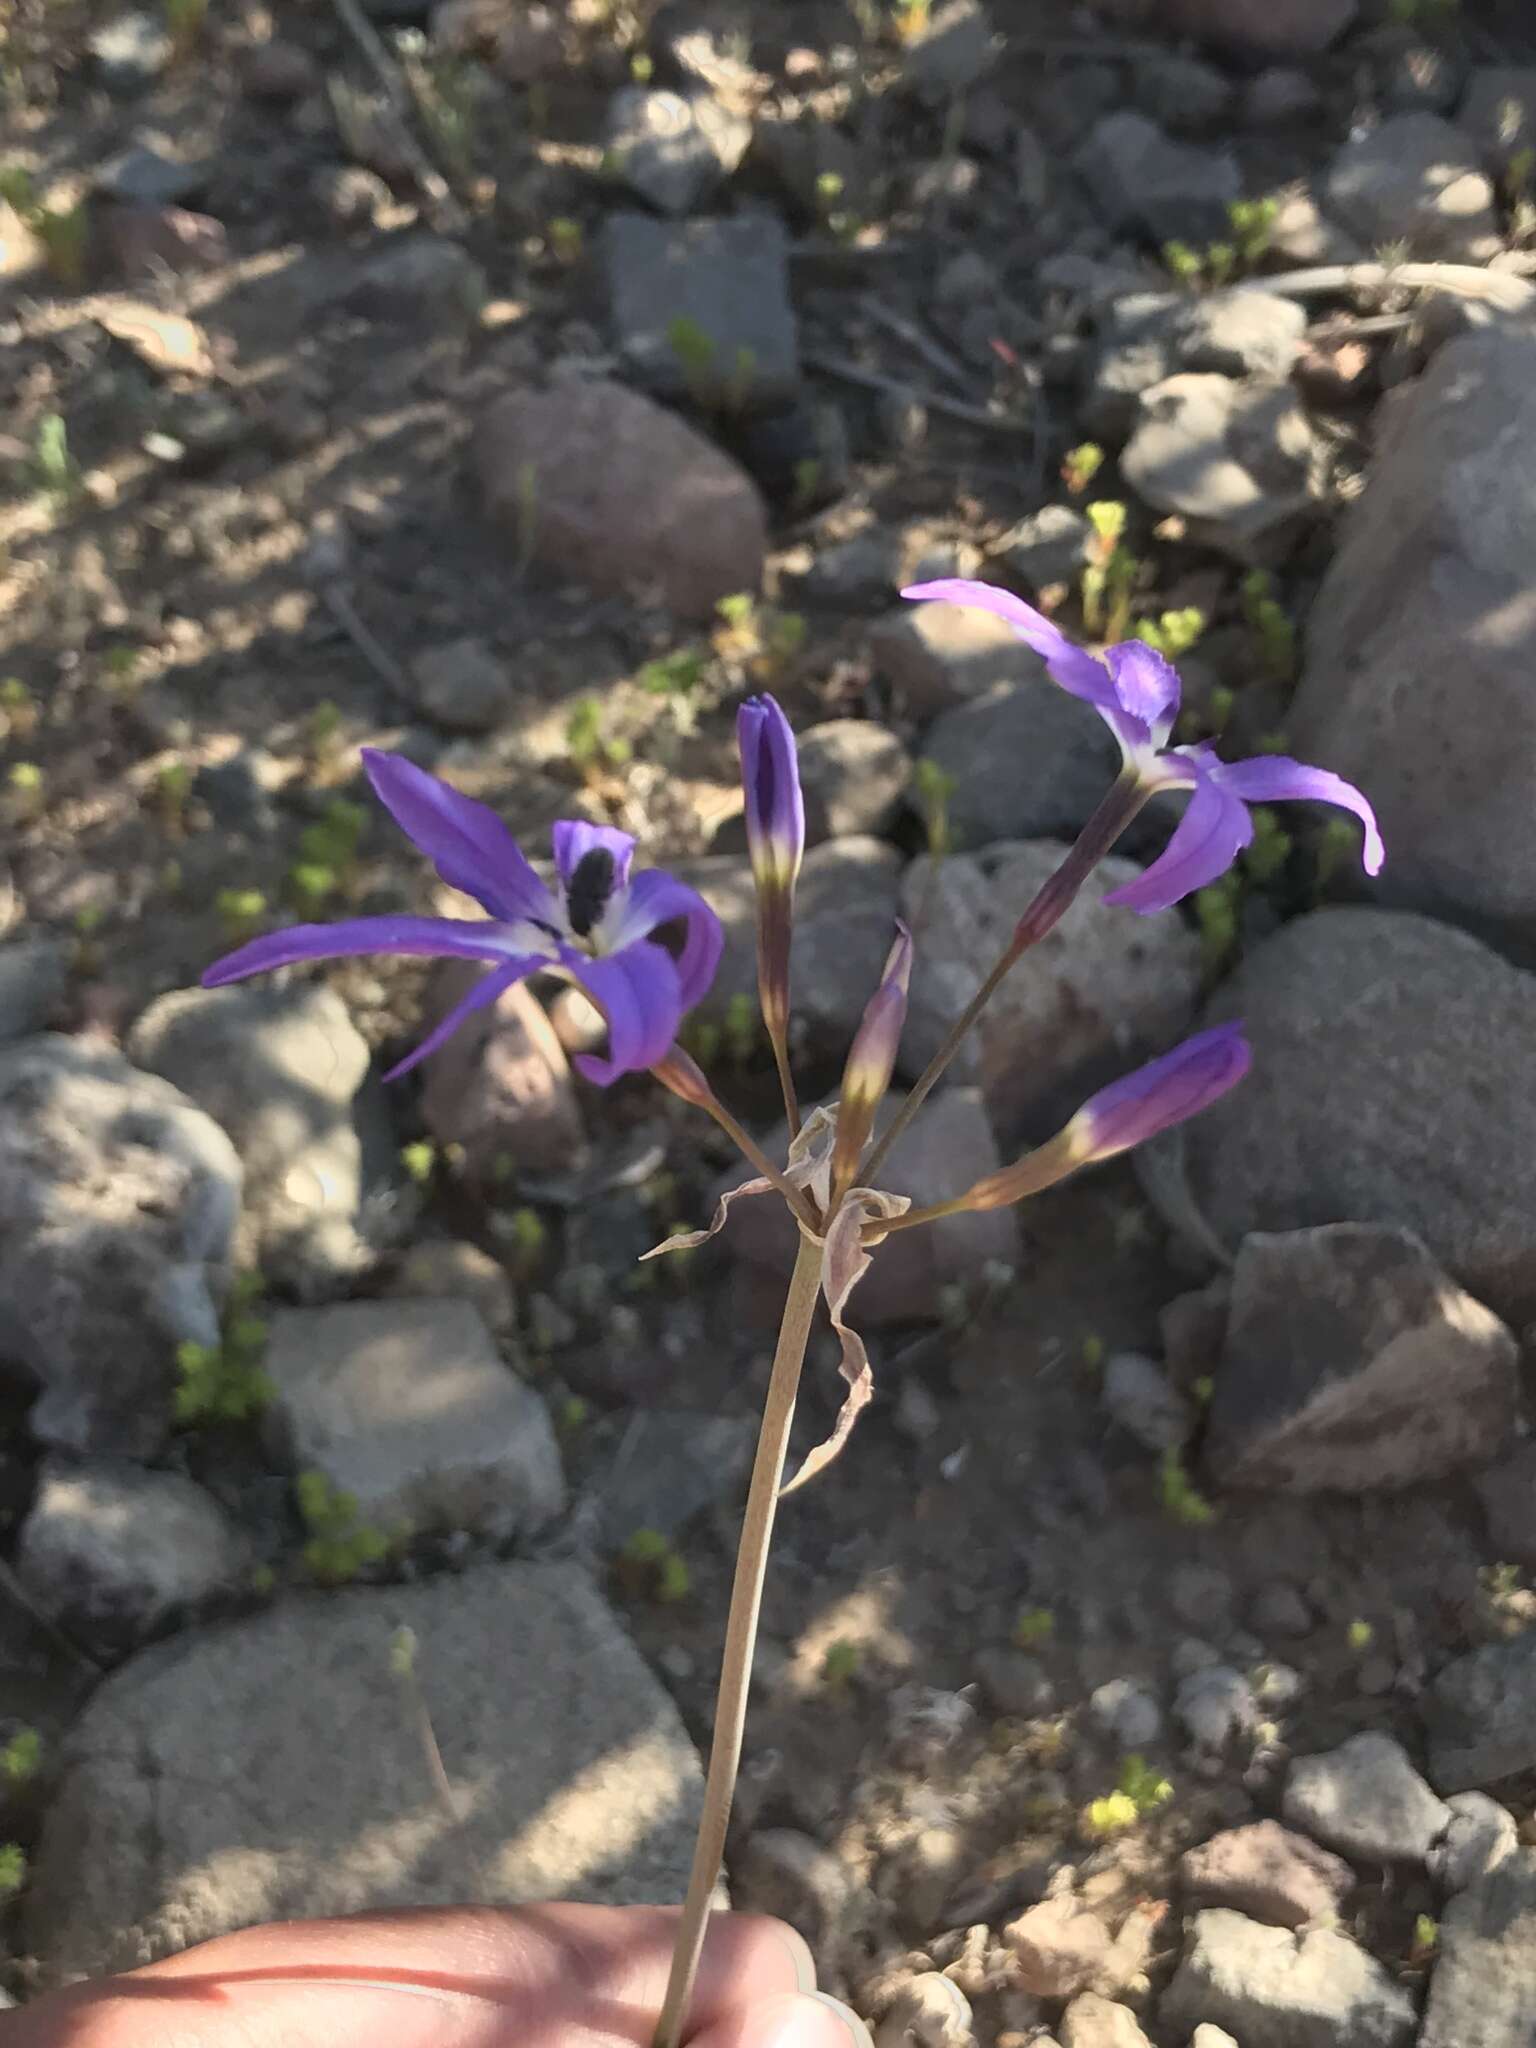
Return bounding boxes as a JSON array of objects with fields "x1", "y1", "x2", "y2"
[
  {"x1": 203, "y1": 749, "x2": 722, "y2": 1085},
  {"x1": 831, "y1": 919, "x2": 913, "y2": 1195},
  {"x1": 737, "y1": 695, "x2": 803, "y2": 1061},
  {"x1": 901, "y1": 580, "x2": 1383, "y2": 914}
]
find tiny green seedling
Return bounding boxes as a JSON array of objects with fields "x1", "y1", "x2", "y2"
[
  {"x1": 175, "y1": 1272, "x2": 272, "y2": 1427},
  {"x1": 31, "y1": 412, "x2": 79, "y2": 505},
  {"x1": 566, "y1": 697, "x2": 631, "y2": 783},
  {"x1": 0, "y1": 1728, "x2": 40, "y2": 1789},
  {"x1": 1060, "y1": 443, "x2": 1104, "y2": 497},
  {"x1": 1081, "y1": 501, "x2": 1137, "y2": 642},
  {"x1": 296, "y1": 1470, "x2": 392, "y2": 1584},
  {"x1": 1085, "y1": 1752, "x2": 1173, "y2": 1836},
  {"x1": 6, "y1": 761, "x2": 43, "y2": 823},
  {"x1": 1346, "y1": 1617, "x2": 1375, "y2": 1653},
  {"x1": 822, "y1": 1638, "x2": 861, "y2": 1688},
  {"x1": 1012, "y1": 1606, "x2": 1055, "y2": 1650},
  {"x1": 619, "y1": 1527, "x2": 691, "y2": 1604},
  {"x1": 912, "y1": 757, "x2": 957, "y2": 861},
  {"x1": 400, "y1": 1141, "x2": 436, "y2": 1187},
  {"x1": 1194, "y1": 871, "x2": 1242, "y2": 977},
  {"x1": 1242, "y1": 806, "x2": 1292, "y2": 888},
  {"x1": 1241, "y1": 569, "x2": 1298, "y2": 684},
  {"x1": 216, "y1": 887, "x2": 268, "y2": 944},
  {"x1": 1134, "y1": 608, "x2": 1205, "y2": 662},
  {"x1": 1158, "y1": 1446, "x2": 1216, "y2": 1526},
  {"x1": 0, "y1": 1843, "x2": 24, "y2": 1902}
]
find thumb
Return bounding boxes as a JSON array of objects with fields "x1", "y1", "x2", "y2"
[{"x1": 691, "y1": 1991, "x2": 874, "y2": 2048}]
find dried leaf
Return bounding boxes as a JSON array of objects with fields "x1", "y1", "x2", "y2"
[{"x1": 640, "y1": 1106, "x2": 840, "y2": 1260}]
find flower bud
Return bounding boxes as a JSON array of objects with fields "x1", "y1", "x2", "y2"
[
  {"x1": 832, "y1": 922, "x2": 913, "y2": 1193},
  {"x1": 737, "y1": 694, "x2": 804, "y2": 1047}
]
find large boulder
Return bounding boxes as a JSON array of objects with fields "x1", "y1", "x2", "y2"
[
  {"x1": 1146, "y1": 910, "x2": 1536, "y2": 1323},
  {"x1": 24, "y1": 1561, "x2": 704, "y2": 1982},
  {"x1": 0, "y1": 1036, "x2": 241, "y2": 1457},
  {"x1": 1291, "y1": 329, "x2": 1536, "y2": 950},
  {"x1": 1420, "y1": 1852, "x2": 1536, "y2": 2048}
]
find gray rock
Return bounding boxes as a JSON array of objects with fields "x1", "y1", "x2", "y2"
[
  {"x1": 263, "y1": 1299, "x2": 564, "y2": 1542},
  {"x1": 1102, "y1": 1351, "x2": 1192, "y2": 1455},
  {"x1": 1204, "y1": 1225, "x2": 1519, "y2": 1494},
  {"x1": 1159, "y1": 0, "x2": 1355, "y2": 55},
  {"x1": 94, "y1": 144, "x2": 207, "y2": 207},
  {"x1": 127, "y1": 982, "x2": 373, "y2": 1298},
  {"x1": 602, "y1": 212, "x2": 798, "y2": 410},
  {"x1": 1475, "y1": 1445, "x2": 1536, "y2": 1569},
  {"x1": 1180, "y1": 1820, "x2": 1353, "y2": 1930},
  {"x1": 1459, "y1": 67, "x2": 1536, "y2": 175},
  {"x1": 798, "y1": 530, "x2": 900, "y2": 610},
  {"x1": 476, "y1": 378, "x2": 767, "y2": 621},
  {"x1": 1291, "y1": 330, "x2": 1536, "y2": 950},
  {"x1": 1178, "y1": 293, "x2": 1308, "y2": 383},
  {"x1": 406, "y1": 635, "x2": 513, "y2": 733},
  {"x1": 917, "y1": 688, "x2": 1118, "y2": 847},
  {"x1": 1326, "y1": 113, "x2": 1500, "y2": 261},
  {"x1": 899, "y1": 843, "x2": 1203, "y2": 1143},
  {"x1": 1425, "y1": 1631, "x2": 1536, "y2": 1791},
  {"x1": 1377, "y1": 35, "x2": 1465, "y2": 117},
  {"x1": 599, "y1": 1409, "x2": 755, "y2": 1549},
  {"x1": 1136, "y1": 52, "x2": 1233, "y2": 135},
  {"x1": 419, "y1": 970, "x2": 587, "y2": 1187},
  {"x1": 1162, "y1": 1910, "x2": 1416, "y2": 2048},
  {"x1": 1159, "y1": 910, "x2": 1536, "y2": 1324},
  {"x1": 1420, "y1": 1850, "x2": 1536, "y2": 2048},
  {"x1": 1191, "y1": 2030, "x2": 1241, "y2": 2048},
  {"x1": 869, "y1": 602, "x2": 1050, "y2": 718},
  {"x1": 1080, "y1": 292, "x2": 1184, "y2": 443},
  {"x1": 797, "y1": 720, "x2": 910, "y2": 843},
  {"x1": 1121, "y1": 375, "x2": 1315, "y2": 557},
  {"x1": 604, "y1": 86, "x2": 749, "y2": 215},
  {"x1": 192, "y1": 749, "x2": 278, "y2": 836},
  {"x1": 1169, "y1": 1564, "x2": 1235, "y2": 1632},
  {"x1": 348, "y1": 234, "x2": 486, "y2": 335},
  {"x1": 990, "y1": 505, "x2": 1092, "y2": 593},
  {"x1": 89, "y1": 11, "x2": 171, "y2": 91},
  {"x1": 384, "y1": 1238, "x2": 515, "y2": 1337},
  {"x1": 311, "y1": 162, "x2": 392, "y2": 230},
  {"x1": 1075, "y1": 112, "x2": 1240, "y2": 248},
  {"x1": 18, "y1": 1461, "x2": 245, "y2": 1649},
  {"x1": 1429, "y1": 1793, "x2": 1519, "y2": 1897},
  {"x1": 1060, "y1": 1994, "x2": 1152, "y2": 2048},
  {"x1": 734, "y1": 1828, "x2": 860, "y2": 1953},
  {"x1": 0, "y1": 1036, "x2": 241, "y2": 1457},
  {"x1": 1284, "y1": 1733, "x2": 1451, "y2": 1865},
  {"x1": 1174, "y1": 1666, "x2": 1257, "y2": 1753},
  {"x1": 0, "y1": 938, "x2": 67, "y2": 1043},
  {"x1": 24, "y1": 1560, "x2": 703, "y2": 1981},
  {"x1": 1244, "y1": 67, "x2": 1323, "y2": 125},
  {"x1": 718, "y1": 1088, "x2": 1019, "y2": 1328},
  {"x1": 1250, "y1": 1582, "x2": 1313, "y2": 1639},
  {"x1": 1267, "y1": 180, "x2": 1366, "y2": 266},
  {"x1": 1089, "y1": 1677, "x2": 1164, "y2": 1749},
  {"x1": 900, "y1": 0, "x2": 996, "y2": 106},
  {"x1": 975, "y1": 1647, "x2": 1055, "y2": 1718}
]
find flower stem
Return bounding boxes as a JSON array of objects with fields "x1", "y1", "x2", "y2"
[
  {"x1": 861, "y1": 770, "x2": 1148, "y2": 1185},
  {"x1": 770, "y1": 1028, "x2": 802, "y2": 1141},
  {"x1": 651, "y1": 1230, "x2": 825, "y2": 2048}
]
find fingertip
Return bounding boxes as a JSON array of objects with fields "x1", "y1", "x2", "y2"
[{"x1": 691, "y1": 1990, "x2": 872, "y2": 2048}]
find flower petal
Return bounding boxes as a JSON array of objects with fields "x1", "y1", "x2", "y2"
[
  {"x1": 381, "y1": 958, "x2": 542, "y2": 1081},
  {"x1": 362, "y1": 751, "x2": 553, "y2": 924},
  {"x1": 569, "y1": 940, "x2": 682, "y2": 1084},
  {"x1": 1068, "y1": 1021, "x2": 1252, "y2": 1163},
  {"x1": 202, "y1": 916, "x2": 529, "y2": 987},
  {"x1": 1217, "y1": 754, "x2": 1385, "y2": 876},
  {"x1": 1104, "y1": 640, "x2": 1182, "y2": 730},
  {"x1": 610, "y1": 868, "x2": 724, "y2": 1011},
  {"x1": 901, "y1": 579, "x2": 1119, "y2": 710},
  {"x1": 551, "y1": 821, "x2": 636, "y2": 896},
  {"x1": 737, "y1": 694, "x2": 805, "y2": 887},
  {"x1": 1102, "y1": 769, "x2": 1254, "y2": 915}
]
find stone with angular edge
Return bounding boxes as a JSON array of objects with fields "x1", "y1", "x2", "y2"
[
  {"x1": 916, "y1": 689, "x2": 1118, "y2": 848},
  {"x1": 1424, "y1": 1631, "x2": 1536, "y2": 1792},
  {"x1": 1181, "y1": 1820, "x2": 1353, "y2": 1929},
  {"x1": 1283, "y1": 1733, "x2": 1451, "y2": 1866},
  {"x1": 604, "y1": 86, "x2": 749, "y2": 215},
  {"x1": 419, "y1": 968, "x2": 587, "y2": 1186},
  {"x1": 1006, "y1": 1897, "x2": 1116, "y2": 2000},
  {"x1": 869, "y1": 602, "x2": 1053, "y2": 718},
  {"x1": 23, "y1": 1560, "x2": 701, "y2": 1982},
  {"x1": 1060, "y1": 1994, "x2": 1152, "y2": 2048},
  {"x1": 0, "y1": 938, "x2": 67, "y2": 1042},
  {"x1": 795, "y1": 720, "x2": 910, "y2": 844},
  {"x1": 602, "y1": 213, "x2": 797, "y2": 411},
  {"x1": 1121, "y1": 375, "x2": 1315, "y2": 557},
  {"x1": 1102, "y1": 1351, "x2": 1192, "y2": 1454},
  {"x1": 477, "y1": 379, "x2": 768, "y2": 620},
  {"x1": 262, "y1": 1298, "x2": 564, "y2": 1541},
  {"x1": 0, "y1": 1035, "x2": 241, "y2": 1457},
  {"x1": 1203, "y1": 1224, "x2": 1519, "y2": 1494},
  {"x1": 385, "y1": 1237, "x2": 515, "y2": 1336},
  {"x1": 1474, "y1": 1444, "x2": 1536, "y2": 1569},
  {"x1": 406, "y1": 634, "x2": 513, "y2": 733},
  {"x1": 1161, "y1": 1910, "x2": 1416, "y2": 2048},
  {"x1": 899, "y1": 842, "x2": 1203, "y2": 1144},
  {"x1": 1075, "y1": 112, "x2": 1240, "y2": 248},
  {"x1": 1419, "y1": 1850, "x2": 1536, "y2": 2048},
  {"x1": 900, "y1": 0, "x2": 996, "y2": 106},
  {"x1": 1327, "y1": 114, "x2": 1500, "y2": 262},
  {"x1": 1459, "y1": 67, "x2": 1536, "y2": 174},
  {"x1": 1429, "y1": 1793, "x2": 1519, "y2": 1897},
  {"x1": 989, "y1": 505, "x2": 1091, "y2": 593}
]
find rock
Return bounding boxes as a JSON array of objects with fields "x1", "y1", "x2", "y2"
[
  {"x1": 1137, "y1": 53, "x2": 1233, "y2": 136},
  {"x1": 17, "y1": 1461, "x2": 244, "y2": 1650},
  {"x1": 797, "y1": 530, "x2": 900, "y2": 611},
  {"x1": 1181, "y1": 1821, "x2": 1353, "y2": 1930},
  {"x1": 0, "y1": 198, "x2": 44, "y2": 290},
  {"x1": 191, "y1": 749, "x2": 277, "y2": 836},
  {"x1": 1121, "y1": 375, "x2": 1314, "y2": 558},
  {"x1": 1283, "y1": 1733, "x2": 1451, "y2": 1866},
  {"x1": 1290, "y1": 331, "x2": 1536, "y2": 949},
  {"x1": 1191, "y1": 2031, "x2": 1240, "y2": 2048},
  {"x1": 1204, "y1": 1225, "x2": 1518, "y2": 1494},
  {"x1": 1080, "y1": 292, "x2": 1185, "y2": 443},
  {"x1": 1476, "y1": 1445, "x2": 1536, "y2": 1569},
  {"x1": 900, "y1": 0, "x2": 995, "y2": 106},
  {"x1": 1074, "y1": 113, "x2": 1240, "y2": 248},
  {"x1": 1162, "y1": 1910, "x2": 1416, "y2": 2048},
  {"x1": 990, "y1": 506, "x2": 1092, "y2": 593},
  {"x1": 1177, "y1": 293, "x2": 1308, "y2": 383},
  {"x1": 598, "y1": 1409, "x2": 755, "y2": 1549},
  {"x1": 1250, "y1": 1582, "x2": 1313, "y2": 1639},
  {"x1": 477, "y1": 379, "x2": 768, "y2": 620},
  {"x1": 1006, "y1": 1897, "x2": 1115, "y2": 2000},
  {"x1": 1424, "y1": 1631, "x2": 1536, "y2": 1791},
  {"x1": 126, "y1": 982, "x2": 374, "y2": 1297},
  {"x1": 915, "y1": 693, "x2": 1117, "y2": 848},
  {"x1": 1459, "y1": 67, "x2": 1536, "y2": 175},
  {"x1": 604, "y1": 87, "x2": 749, "y2": 215},
  {"x1": 1060, "y1": 1995, "x2": 1152, "y2": 2048},
  {"x1": 0, "y1": 939, "x2": 67, "y2": 1042},
  {"x1": 601, "y1": 213, "x2": 797, "y2": 411},
  {"x1": 101, "y1": 202, "x2": 227, "y2": 281},
  {"x1": 1175, "y1": 1666, "x2": 1256, "y2": 1754},
  {"x1": 94, "y1": 144, "x2": 207, "y2": 208},
  {"x1": 1089, "y1": 1677, "x2": 1163, "y2": 1749},
  {"x1": 874, "y1": 1972, "x2": 975, "y2": 2048},
  {"x1": 1101, "y1": 1351, "x2": 1192, "y2": 1455},
  {"x1": 1429, "y1": 1793, "x2": 1519, "y2": 1896},
  {"x1": 935, "y1": 249, "x2": 996, "y2": 307},
  {"x1": 311, "y1": 163, "x2": 393, "y2": 230},
  {"x1": 734, "y1": 1829, "x2": 859, "y2": 1954},
  {"x1": 492, "y1": 4, "x2": 567, "y2": 82},
  {"x1": 795, "y1": 720, "x2": 910, "y2": 843},
  {"x1": 1419, "y1": 1851, "x2": 1536, "y2": 2048},
  {"x1": 1159, "y1": 0, "x2": 1354, "y2": 54},
  {"x1": 1376, "y1": 34, "x2": 1465, "y2": 117},
  {"x1": 24, "y1": 1559, "x2": 702, "y2": 1979},
  {"x1": 0, "y1": 1036, "x2": 240, "y2": 1457},
  {"x1": 869, "y1": 603, "x2": 1052, "y2": 718},
  {"x1": 678, "y1": 837, "x2": 900, "y2": 1051},
  {"x1": 89, "y1": 10, "x2": 171, "y2": 91},
  {"x1": 384, "y1": 1238, "x2": 514, "y2": 1336},
  {"x1": 1326, "y1": 114, "x2": 1500, "y2": 262},
  {"x1": 1169, "y1": 1564, "x2": 1234, "y2": 1632},
  {"x1": 1267, "y1": 181, "x2": 1364, "y2": 266},
  {"x1": 405, "y1": 635, "x2": 512, "y2": 733},
  {"x1": 242, "y1": 38, "x2": 322, "y2": 101},
  {"x1": 262, "y1": 1299, "x2": 563, "y2": 1542},
  {"x1": 348, "y1": 234, "x2": 486, "y2": 335},
  {"x1": 1244, "y1": 67, "x2": 1323, "y2": 125},
  {"x1": 1161, "y1": 910, "x2": 1536, "y2": 1323},
  {"x1": 899, "y1": 843, "x2": 1203, "y2": 1142},
  {"x1": 718, "y1": 1088, "x2": 1019, "y2": 1327},
  {"x1": 976, "y1": 1647, "x2": 1055, "y2": 1718}
]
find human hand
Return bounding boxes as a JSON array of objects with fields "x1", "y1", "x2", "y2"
[{"x1": 8, "y1": 1903, "x2": 873, "y2": 2048}]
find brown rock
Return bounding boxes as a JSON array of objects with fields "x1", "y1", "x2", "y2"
[
  {"x1": 476, "y1": 380, "x2": 767, "y2": 621},
  {"x1": 1006, "y1": 1897, "x2": 1115, "y2": 1999},
  {"x1": 242, "y1": 39, "x2": 321, "y2": 101},
  {"x1": 419, "y1": 968, "x2": 587, "y2": 1183},
  {"x1": 1060, "y1": 1995, "x2": 1153, "y2": 2048},
  {"x1": 101, "y1": 203, "x2": 227, "y2": 280},
  {"x1": 1180, "y1": 1821, "x2": 1353, "y2": 1930}
]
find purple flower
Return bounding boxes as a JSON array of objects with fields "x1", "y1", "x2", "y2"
[
  {"x1": 202, "y1": 749, "x2": 722, "y2": 1086},
  {"x1": 901, "y1": 580, "x2": 1384, "y2": 914},
  {"x1": 832, "y1": 920, "x2": 913, "y2": 1193},
  {"x1": 737, "y1": 694, "x2": 804, "y2": 1048}
]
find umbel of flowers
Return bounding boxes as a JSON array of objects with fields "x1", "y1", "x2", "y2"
[{"x1": 203, "y1": 581, "x2": 1380, "y2": 2048}]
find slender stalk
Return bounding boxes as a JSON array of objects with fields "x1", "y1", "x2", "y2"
[
  {"x1": 704, "y1": 1095, "x2": 820, "y2": 1236},
  {"x1": 862, "y1": 770, "x2": 1148, "y2": 1185},
  {"x1": 770, "y1": 1029, "x2": 802, "y2": 1141},
  {"x1": 651, "y1": 1232, "x2": 826, "y2": 2048}
]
